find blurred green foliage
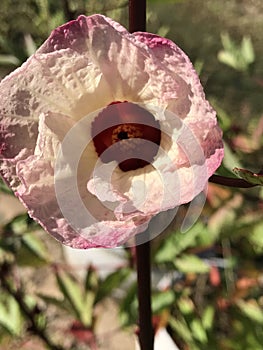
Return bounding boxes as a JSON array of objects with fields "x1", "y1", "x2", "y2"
[{"x1": 0, "y1": 0, "x2": 263, "y2": 349}]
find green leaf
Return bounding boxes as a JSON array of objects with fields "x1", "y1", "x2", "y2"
[
  {"x1": 24, "y1": 33, "x2": 37, "y2": 56},
  {"x1": 56, "y1": 270, "x2": 84, "y2": 321},
  {"x1": 157, "y1": 25, "x2": 170, "y2": 38},
  {"x1": 56, "y1": 269, "x2": 96, "y2": 327},
  {"x1": 0, "y1": 178, "x2": 13, "y2": 195},
  {"x1": 233, "y1": 167, "x2": 263, "y2": 186},
  {"x1": 81, "y1": 268, "x2": 99, "y2": 327},
  {"x1": 119, "y1": 283, "x2": 137, "y2": 327},
  {"x1": 178, "y1": 297, "x2": 195, "y2": 315},
  {"x1": 81, "y1": 290, "x2": 96, "y2": 327},
  {"x1": 236, "y1": 300, "x2": 263, "y2": 324},
  {"x1": 155, "y1": 222, "x2": 206, "y2": 263},
  {"x1": 221, "y1": 32, "x2": 235, "y2": 52},
  {"x1": 211, "y1": 101, "x2": 232, "y2": 131},
  {"x1": 190, "y1": 319, "x2": 208, "y2": 344},
  {"x1": 169, "y1": 316, "x2": 193, "y2": 343},
  {"x1": 84, "y1": 266, "x2": 99, "y2": 296},
  {"x1": 0, "y1": 295, "x2": 23, "y2": 336},
  {"x1": 95, "y1": 267, "x2": 130, "y2": 304},
  {"x1": 5, "y1": 214, "x2": 29, "y2": 235},
  {"x1": 218, "y1": 32, "x2": 254, "y2": 72},
  {"x1": 17, "y1": 232, "x2": 50, "y2": 266},
  {"x1": 174, "y1": 255, "x2": 210, "y2": 274},
  {"x1": 0, "y1": 54, "x2": 20, "y2": 66},
  {"x1": 218, "y1": 51, "x2": 237, "y2": 70},
  {"x1": 249, "y1": 222, "x2": 263, "y2": 254},
  {"x1": 194, "y1": 59, "x2": 204, "y2": 76},
  {"x1": 202, "y1": 306, "x2": 214, "y2": 331},
  {"x1": 241, "y1": 36, "x2": 255, "y2": 65},
  {"x1": 0, "y1": 246, "x2": 14, "y2": 264},
  {"x1": 37, "y1": 294, "x2": 66, "y2": 311},
  {"x1": 152, "y1": 290, "x2": 175, "y2": 314},
  {"x1": 222, "y1": 142, "x2": 242, "y2": 173}
]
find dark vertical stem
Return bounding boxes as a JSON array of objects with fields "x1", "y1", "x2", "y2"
[
  {"x1": 61, "y1": 0, "x2": 75, "y2": 21},
  {"x1": 129, "y1": 2, "x2": 153, "y2": 349},
  {"x1": 129, "y1": 0, "x2": 146, "y2": 33},
  {"x1": 135, "y1": 240, "x2": 154, "y2": 350}
]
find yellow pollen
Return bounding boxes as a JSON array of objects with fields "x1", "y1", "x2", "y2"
[{"x1": 112, "y1": 124, "x2": 143, "y2": 144}]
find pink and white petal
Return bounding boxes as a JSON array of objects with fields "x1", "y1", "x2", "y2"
[
  {"x1": 0, "y1": 55, "x2": 71, "y2": 120},
  {"x1": 87, "y1": 160, "x2": 156, "y2": 221},
  {"x1": 79, "y1": 216, "x2": 151, "y2": 248},
  {"x1": 38, "y1": 15, "x2": 129, "y2": 55},
  {"x1": 134, "y1": 32, "x2": 217, "y2": 120},
  {"x1": 15, "y1": 111, "x2": 149, "y2": 248},
  {"x1": 0, "y1": 54, "x2": 74, "y2": 187},
  {"x1": 16, "y1": 153, "x2": 151, "y2": 249},
  {"x1": 38, "y1": 15, "x2": 154, "y2": 103},
  {"x1": 133, "y1": 32, "x2": 203, "y2": 100},
  {"x1": 139, "y1": 56, "x2": 192, "y2": 115},
  {"x1": 184, "y1": 117, "x2": 224, "y2": 175},
  {"x1": 113, "y1": 165, "x2": 169, "y2": 216},
  {"x1": 35, "y1": 112, "x2": 74, "y2": 158},
  {"x1": 159, "y1": 105, "x2": 223, "y2": 181},
  {"x1": 0, "y1": 115, "x2": 38, "y2": 190},
  {"x1": 0, "y1": 117, "x2": 37, "y2": 159},
  {"x1": 35, "y1": 50, "x2": 114, "y2": 118},
  {"x1": 0, "y1": 47, "x2": 114, "y2": 128},
  {"x1": 38, "y1": 17, "x2": 90, "y2": 54},
  {"x1": 0, "y1": 152, "x2": 31, "y2": 192},
  {"x1": 15, "y1": 155, "x2": 90, "y2": 248},
  {"x1": 81, "y1": 16, "x2": 152, "y2": 102},
  {"x1": 131, "y1": 34, "x2": 224, "y2": 176}
]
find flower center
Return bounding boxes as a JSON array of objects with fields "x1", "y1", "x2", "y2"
[{"x1": 91, "y1": 102, "x2": 161, "y2": 171}]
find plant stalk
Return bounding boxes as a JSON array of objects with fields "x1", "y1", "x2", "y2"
[
  {"x1": 129, "y1": 0, "x2": 146, "y2": 32},
  {"x1": 135, "y1": 240, "x2": 154, "y2": 350},
  {"x1": 209, "y1": 174, "x2": 256, "y2": 188},
  {"x1": 129, "y1": 1, "x2": 154, "y2": 349}
]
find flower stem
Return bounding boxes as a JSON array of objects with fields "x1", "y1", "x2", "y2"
[
  {"x1": 129, "y1": 0, "x2": 146, "y2": 32},
  {"x1": 61, "y1": 0, "x2": 75, "y2": 21},
  {"x1": 209, "y1": 174, "x2": 256, "y2": 188},
  {"x1": 129, "y1": 2, "x2": 154, "y2": 349},
  {"x1": 135, "y1": 240, "x2": 154, "y2": 350}
]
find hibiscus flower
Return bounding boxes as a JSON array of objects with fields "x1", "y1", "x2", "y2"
[{"x1": 0, "y1": 15, "x2": 223, "y2": 248}]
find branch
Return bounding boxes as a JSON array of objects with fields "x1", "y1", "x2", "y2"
[
  {"x1": 209, "y1": 174, "x2": 257, "y2": 188},
  {"x1": 135, "y1": 240, "x2": 154, "y2": 350},
  {"x1": 129, "y1": 0, "x2": 146, "y2": 33}
]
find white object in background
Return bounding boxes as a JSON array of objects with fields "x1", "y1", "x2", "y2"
[
  {"x1": 62, "y1": 246, "x2": 127, "y2": 279},
  {"x1": 135, "y1": 327, "x2": 179, "y2": 350}
]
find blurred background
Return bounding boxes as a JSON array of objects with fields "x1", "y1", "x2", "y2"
[{"x1": 0, "y1": 0, "x2": 263, "y2": 349}]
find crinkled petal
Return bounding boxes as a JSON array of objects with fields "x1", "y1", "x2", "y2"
[
  {"x1": 17, "y1": 152, "x2": 151, "y2": 248},
  {"x1": 0, "y1": 14, "x2": 224, "y2": 249},
  {"x1": 134, "y1": 32, "x2": 224, "y2": 174},
  {"x1": 15, "y1": 113, "x2": 152, "y2": 248},
  {"x1": 133, "y1": 32, "x2": 205, "y2": 115},
  {"x1": 17, "y1": 153, "x2": 152, "y2": 249},
  {"x1": 38, "y1": 15, "x2": 192, "y2": 108},
  {"x1": 0, "y1": 115, "x2": 38, "y2": 190},
  {"x1": 38, "y1": 15, "x2": 153, "y2": 103}
]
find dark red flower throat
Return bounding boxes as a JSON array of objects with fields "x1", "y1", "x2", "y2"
[{"x1": 92, "y1": 102, "x2": 161, "y2": 172}]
